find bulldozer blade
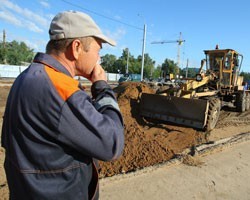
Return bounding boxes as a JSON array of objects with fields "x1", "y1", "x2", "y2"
[{"x1": 140, "y1": 93, "x2": 209, "y2": 129}]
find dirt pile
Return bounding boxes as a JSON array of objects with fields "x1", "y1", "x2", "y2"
[{"x1": 99, "y1": 82, "x2": 206, "y2": 177}]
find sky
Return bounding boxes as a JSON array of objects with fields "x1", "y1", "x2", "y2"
[{"x1": 0, "y1": 0, "x2": 250, "y2": 72}]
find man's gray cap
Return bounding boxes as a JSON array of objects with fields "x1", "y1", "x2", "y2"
[{"x1": 49, "y1": 10, "x2": 116, "y2": 46}]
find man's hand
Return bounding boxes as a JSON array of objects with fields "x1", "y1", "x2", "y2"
[{"x1": 89, "y1": 64, "x2": 107, "y2": 83}]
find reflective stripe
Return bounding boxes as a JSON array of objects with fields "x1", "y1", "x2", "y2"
[{"x1": 95, "y1": 97, "x2": 120, "y2": 111}]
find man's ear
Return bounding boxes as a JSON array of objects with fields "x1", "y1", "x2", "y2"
[{"x1": 71, "y1": 39, "x2": 82, "y2": 60}]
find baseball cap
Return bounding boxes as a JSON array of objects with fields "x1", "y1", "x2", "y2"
[{"x1": 49, "y1": 10, "x2": 116, "y2": 46}]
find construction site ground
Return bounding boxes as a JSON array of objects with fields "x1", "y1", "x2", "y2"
[
  {"x1": 0, "y1": 80, "x2": 250, "y2": 199},
  {"x1": 100, "y1": 139, "x2": 250, "y2": 200}
]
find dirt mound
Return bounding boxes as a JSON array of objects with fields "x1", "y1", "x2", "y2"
[{"x1": 99, "y1": 82, "x2": 206, "y2": 177}]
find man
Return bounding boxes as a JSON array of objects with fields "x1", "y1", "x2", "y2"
[{"x1": 1, "y1": 11, "x2": 124, "y2": 200}]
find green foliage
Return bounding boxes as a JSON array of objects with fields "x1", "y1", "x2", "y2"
[
  {"x1": 142, "y1": 53, "x2": 155, "y2": 78},
  {"x1": 152, "y1": 65, "x2": 162, "y2": 79},
  {"x1": 0, "y1": 40, "x2": 34, "y2": 65},
  {"x1": 161, "y1": 58, "x2": 179, "y2": 77},
  {"x1": 240, "y1": 71, "x2": 250, "y2": 81},
  {"x1": 101, "y1": 48, "x2": 155, "y2": 78},
  {"x1": 179, "y1": 67, "x2": 198, "y2": 78},
  {"x1": 101, "y1": 48, "x2": 188, "y2": 80},
  {"x1": 101, "y1": 54, "x2": 117, "y2": 72},
  {"x1": 4, "y1": 40, "x2": 248, "y2": 82},
  {"x1": 0, "y1": 45, "x2": 6, "y2": 63}
]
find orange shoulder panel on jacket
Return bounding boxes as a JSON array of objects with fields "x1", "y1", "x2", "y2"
[{"x1": 45, "y1": 66, "x2": 80, "y2": 101}]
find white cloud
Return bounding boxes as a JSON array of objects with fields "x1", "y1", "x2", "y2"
[
  {"x1": 40, "y1": 1, "x2": 50, "y2": 9},
  {"x1": 0, "y1": 0, "x2": 49, "y2": 28},
  {"x1": 0, "y1": 10, "x2": 22, "y2": 26},
  {"x1": 22, "y1": 8, "x2": 48, "y2": 27},
  {"x1": 105, "y1": 27, "x2": 126, "y2": 42},
  {"x1": 25, "y1": 21, "x2": 44, "y2": 33},
  {"x1": 0, "y1": 10, "x2": 43, "y2": 33}
]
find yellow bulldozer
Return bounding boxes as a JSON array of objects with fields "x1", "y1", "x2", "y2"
[{"x1": 140, "y1": 47, "x2": 250, "y2": 131}]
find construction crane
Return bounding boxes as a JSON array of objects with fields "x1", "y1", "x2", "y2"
[{"x1": 151, "y1": 32, "x2": 185, "y2": 74}]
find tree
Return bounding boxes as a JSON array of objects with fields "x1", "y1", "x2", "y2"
[
  {"x1": 152, "y1": 65, "x2": 162, "y2": 79},
  {"x1": 19, "y1": 42, "x2": 34, "y2": 63},
  {"x1": 139, "y1": 53, "x2": 155, "y2": 78},
  {"x1": 114, "y1": 58, "x2": 127, "y2": 74},
  {"x1": 179, "y1": 67, "x2": 199, "y2": 78},
  {"x1": 102, "y1": 48, "x2": 157, "y2": 79},
  {"x1": 101, "y1": 54, "x2": 117, "y2": 73},
  {"x1": 0, "y1": 44, "x2": 6, "y2": 64},
  {"x1": 128, "y1": 56, "x2": 140, "y2": 74},
  {"x1": 0, "y1": 40, "x2": 34, "y2": 65},
  {"x1": 161, "y1": 58, "x2": 178, "y2": 77},
  {"x1": 112, "y1": 49, "x2": 129, "y2": 74},
  {"x1": 240, "y1": 71, "x2": 250, "y2": 82}
]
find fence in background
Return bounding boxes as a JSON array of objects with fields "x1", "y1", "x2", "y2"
[
  {"x1": 0, "y1": 64, "x2": 28, "y2": 78},
  {"x1": 0, "y1": 64, "x2": 122, "y2": 82}
]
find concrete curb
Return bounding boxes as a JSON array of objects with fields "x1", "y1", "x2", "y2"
[
  {"x1": 100, "y1": 132, "x2": 250, "y2": 183},
  {"x1": 194, "y1": 132, "x2": 250, "y2": 156}
]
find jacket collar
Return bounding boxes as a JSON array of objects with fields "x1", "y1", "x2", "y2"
[{"x1": 33, "y1": 52, "x2": 72, "y2": 77}]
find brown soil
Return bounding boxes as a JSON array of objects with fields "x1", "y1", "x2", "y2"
[
  {"x1": 0, "y1": 81, "x2": 250, "y2": 199},
  {"x1": 98, "y1": 82, "x2": 206, "y2": 177}
]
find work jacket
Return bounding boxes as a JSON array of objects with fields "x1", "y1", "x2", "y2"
[{"x1": 1, "y1": 52, "x2": 124, "y2": 200}]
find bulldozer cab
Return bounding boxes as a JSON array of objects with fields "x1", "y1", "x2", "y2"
[{"x1": 204, "y1": 48, "x2": 243, "y2": 90}]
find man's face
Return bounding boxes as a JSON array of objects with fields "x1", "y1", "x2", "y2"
[{"x1": 75, "y1": 38, "x2": 102, "y2": 78}]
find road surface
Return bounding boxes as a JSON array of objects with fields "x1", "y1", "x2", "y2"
[{"x1": 100, "y1": 139, "x2": 250, "y2": 200}]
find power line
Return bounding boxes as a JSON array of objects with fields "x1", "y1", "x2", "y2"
[{"x1": 61, "y1": 0, "x2": 143, "y2": 30}]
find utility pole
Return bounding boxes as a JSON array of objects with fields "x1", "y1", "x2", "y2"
[
  {"x1": 3, "y1": 29, "x2": 7, "y2": 64},
  {"x1": 141, "y1": 24, "x2": 147, "y2": 81},
  {"x1": 3, "y1": 29, "x2": 6, "y2": 48},
  {"x1": 185, "y1": 59, "x2": 189, "y2": 78},
  {"x1": 126, "y1": 48, "x2": 129, "y2": 74}
]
